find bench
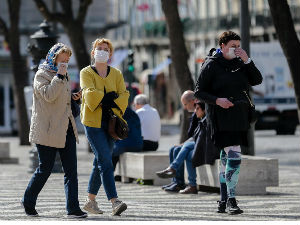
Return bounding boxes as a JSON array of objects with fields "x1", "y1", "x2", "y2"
[
  {"x1": 185, "y1": 155, "x2": 278, "y2": 195},
  {"x1": 0, "y1": 142, "x2": 19, "y2": 164},
  {"x1": 116, "y1": 152, "x2": 279, "y2": 195},
  {"x1": 116, "y1": 151, "x2": 170, "y2": 185}
]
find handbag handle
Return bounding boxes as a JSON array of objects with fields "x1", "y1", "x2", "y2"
[{"x1": 243, "y1": 91, "x2": 254, "y2": 108}]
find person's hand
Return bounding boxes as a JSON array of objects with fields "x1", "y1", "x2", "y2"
[
  {"x1": 57, "y1": 63, "x2": 68, "y2": 75},
  {"x1": 102, "y1": 91, "x2": 118, "y2": 103},
  {"x1": 234, "y1": 48, "x2": 249, "y2": 63},
  {"x1": 72, "y1": 90, "x2": 82, "y2": 101},
  {"x1": 216, "y1": 98, "x2": 234, "y2": 109}
]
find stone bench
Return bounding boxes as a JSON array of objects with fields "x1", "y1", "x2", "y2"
[
  {"x1": 116, "y1": 151, "x2": 279, "y2": 195},
  {"x1": 185, "y1": 155, "x2": 278, "y2": 195},
  {"x1": 116, "y1": 151, "x2": 170, "y2": 186},
  {"x1": 0, "y1": 142, "x2": 19, "y2": 164}
]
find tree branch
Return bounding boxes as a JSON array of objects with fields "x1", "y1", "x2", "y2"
[
  {"x1": 58, "y1": 0, "x2": 74, "y2": 19},
  {"x1": 77, "y1": 0, "x2": 93, "y2": 23},
  {"x1": 33, "y1": 0, "x2": 66, "y2": 23}
]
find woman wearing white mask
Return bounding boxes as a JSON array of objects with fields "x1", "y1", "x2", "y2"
[
  {"x1": 80, "y1": 38, "x2": 129, "y2": 216},
  {"x1": 195, "y1": 31, "x2": 263, "y2": 215}
]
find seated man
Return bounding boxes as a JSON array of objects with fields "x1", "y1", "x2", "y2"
[
  {"x1": 112, "y1": 107, "x2": 143, "y2": 171},
  {"x1": 134, "y1": 94, "x2": 161, "y2": 151},
  {"x1": 156, "y1": 102, "x2": 206, "y2": 194},
  {"x1": 160, "y1": 90, "x2": 199, "y2": 192}
]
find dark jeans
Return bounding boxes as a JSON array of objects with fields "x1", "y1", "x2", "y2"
[
  {"x1": 22, "y1": 122, "x2": 80, "y2": 214},
  {"x1": 143, "y1": 140, "x2": 159, "y2": 151},
  {"x1": 169, "y1": 145, "x2": 185, "y2": 185}
]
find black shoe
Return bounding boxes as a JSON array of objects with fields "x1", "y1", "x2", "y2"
[
  {"x1": 217, "y1": 200, "x2": 227, "y2": 213},
  {"x1": 114, "y1": 175, "x2": 121, "y2": 182},
  {"x1": 227, "y1": 198, "x2": 243, "y2": 215},
  {"x1": 164, "y1": 183, "x2": 185, "y2": 193},
  {"x1": 162, "y1": 182, "x2": 176, "y2": 190},
  {"x1": 20, "y1": 200, "x2": 39, "y2": 217},
  {"x1": 156, "y1": 167, "x2": 176, "y2": 178},
  {"x1": 67, "y1": 209, "x2": 88, "y2": 218}
]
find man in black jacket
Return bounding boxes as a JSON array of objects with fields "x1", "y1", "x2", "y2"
[{"x1": 195, "y1": 31, "x2": 263, "y2": 214}]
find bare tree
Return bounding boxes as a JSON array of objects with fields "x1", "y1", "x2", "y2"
[
  {"x1": 161, "y1": 0, "x2": 195, "y2": 142},
  {"x1": 268, "y1": 0, "x2": 300, "y2": 121},
  {"x1": 0, "y1": 0, "x2": 30, "y2": 145},
  {"x1": 33, "y1": 0, "x2": 93, "y2": 69}
]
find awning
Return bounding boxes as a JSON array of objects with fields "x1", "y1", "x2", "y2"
[
  {"x1": 152, "y1": 58, "x2": 172, "y2": 76},
  {"x1": 109, "y1": 49, "x2": 128, "y2": 68}
]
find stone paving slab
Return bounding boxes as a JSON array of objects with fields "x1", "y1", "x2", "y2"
[{"x1": 0, "y1": 134, "x2": 299, "y2": 221}]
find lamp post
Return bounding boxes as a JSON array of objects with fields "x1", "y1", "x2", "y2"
[
  {"x1": 239, "y1": 0, "x2": 255, "y2": 156},
  {"x1": 28, "y1": 20, "x2": 58, "y2": 72},
  {"x1": 27, "y1": 20, "x2": 63, "y2": 173}
]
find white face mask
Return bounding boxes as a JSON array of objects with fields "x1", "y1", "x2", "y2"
[
  {"x1": 94, "y1": 50, "x2": 109, "y2": 63},
  {"x1": 227, "y1": 48, "x2": 237, "y2": 59},
  {"x1": 58, "y1": 62, "x2": 68, "y2": 69}
]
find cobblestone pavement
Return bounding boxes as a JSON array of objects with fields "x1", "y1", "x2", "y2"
[{"x1": 0, "y1": 127, "x2": 299, "y2": 221}]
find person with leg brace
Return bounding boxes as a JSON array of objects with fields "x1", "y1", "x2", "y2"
[
  {"x1": 195, "y1": 31, "x2": 262, "y2": 214},
  {"x1": 218, "y1": 146, "x2": 242, "y2": 214}
]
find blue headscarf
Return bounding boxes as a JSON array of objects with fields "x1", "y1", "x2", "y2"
[{"x1": 38, "y1": 43, "x2": 65, "y2": 72}]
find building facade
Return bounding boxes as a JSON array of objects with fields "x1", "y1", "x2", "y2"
[{"x1": 105, "y1": 0, "x2": 300, "y2": 117}]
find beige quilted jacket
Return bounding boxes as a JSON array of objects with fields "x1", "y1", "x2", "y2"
[{"x1": 29, "y1": 69, "x2": 79, "y2": 148}]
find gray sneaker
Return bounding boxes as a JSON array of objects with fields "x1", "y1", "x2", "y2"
[
  {"x1": 83, "y1": 198, "x2": 104, "y2": 214},
  {"x1": 111, "y1": 199, "x2": 127, "y2": 216}
]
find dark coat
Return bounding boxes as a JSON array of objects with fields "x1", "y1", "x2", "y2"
[
  {"x1": 115, "y1": 107, "x2": 143, "y2": 149},
  {"x1": 194, "y1": 53, "x2": 263, "y2": 139},
  {"x1": 192, "y1": 117, "x2": 219, "y2": 167},
  {"x1": 188, "y1": 112, "x2": 199, "y2": 139}
]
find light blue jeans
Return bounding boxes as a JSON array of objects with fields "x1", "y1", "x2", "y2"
[
  {"x1": 170, "y1": 141, "x2": 197, "y2": 186},
  {"x1": 169, "y1": 145, "x2": 185, "y2": 185},
  {"x1": 84, "y1": 125, "x2": 117, "y2": 200}
]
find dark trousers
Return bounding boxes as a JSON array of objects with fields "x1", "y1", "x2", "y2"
[
  {"x1": 22, "y1": 123, "x2": 80, "y2": 214},
  {"x1": 142, "y1": 140, "x2": 159, "y2": 151}
]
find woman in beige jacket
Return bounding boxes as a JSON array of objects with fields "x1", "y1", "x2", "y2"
[{"x1": 21, "y1": 43, "x2": 87, "y2": 218}]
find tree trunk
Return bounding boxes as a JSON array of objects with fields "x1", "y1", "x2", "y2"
[
  {"x1": 65, "y1": 22, "x2": 90, "y2": 69},
  {"x1": 268, "y1": 0, "x2": 300, "y2": 121},
  {"x1": 8, "y1": 0, "x2": 30, "y2": 145},
  {"x1": 161, "y1": 0, "x2": 195, "y2": 142}
]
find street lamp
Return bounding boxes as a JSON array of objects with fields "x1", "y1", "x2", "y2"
[
  {"x1": 27, "y1": 20, "x2": 62, "y2": 173},
  {"x1": 28, "y1": 20, "x2": 58, "y2": 72}
]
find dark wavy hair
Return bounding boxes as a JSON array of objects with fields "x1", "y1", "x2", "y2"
[
  {"x1": 218, "y1": 31, "x2": 241, "y2": 46},
  {"x1": 195, "y1": 101, "x2": 205, "y2": 111}
]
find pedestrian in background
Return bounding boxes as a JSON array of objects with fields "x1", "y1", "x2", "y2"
[
  {"x1": 133, "y1": 94, "x2": 161, "y2": 151},
  {"x1": 22, "y1": 43, "x2": 86, "y2": 218},
  {"x1": 80, "y1": 38, "x2": 129, "y2": 216},
  {"x1": 195, "y1": 31, "x2": 263, "y2": 214}
]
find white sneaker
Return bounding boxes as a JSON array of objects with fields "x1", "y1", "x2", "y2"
[
  {"x1": 111, "y1": 199, "x2": 127, "y2": 216},
  {"x1": 83, "y1": 198, "x2": 104, "y2": 214}
]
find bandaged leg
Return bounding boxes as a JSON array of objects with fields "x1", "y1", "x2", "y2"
[{"x1": 224, "y1": 145, "x2": 241, "y2": 199}]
